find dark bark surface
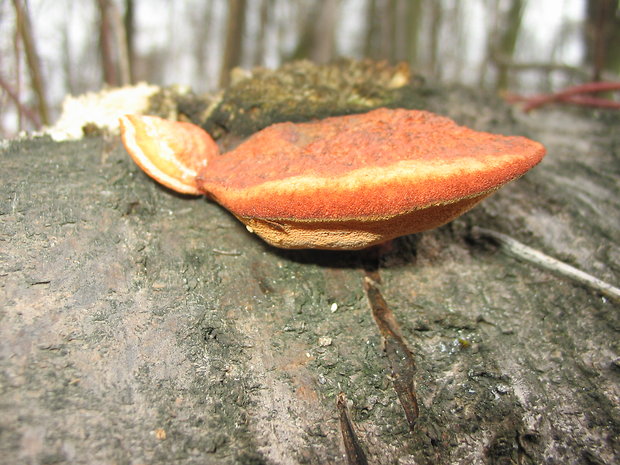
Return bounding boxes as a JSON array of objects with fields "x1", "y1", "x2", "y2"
[{"x1": 1, "y1": 63, "x2": 619, "y2": 465}]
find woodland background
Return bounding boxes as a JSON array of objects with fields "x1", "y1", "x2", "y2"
[{"x1": 1, "y1": 0, "x2": 619, "y2": 138}]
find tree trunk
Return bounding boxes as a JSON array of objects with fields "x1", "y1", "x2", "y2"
[
  {"x1": 124, "y1": 0, "x2": 135, "y2": 82},
  {"x1": 585, "y1": 0, "x2": 620, "y2": 79},
  {"x1": 405, "y1": 0, "x2": 423, "y2": 67},
  {"x1": 494, "y1": 0, "x2": 526, "y2": 91},
  {"x1": 12, "y1": 0, "x2": 49, "y2": 126},
  {"x1": 219, "y1": 0, "x2": 247, "y2": 88},
  {"x1": 97, "y1": 0, "x2": 117, "y2": 86},
  {"x1": 1, "y1": 62, "x2": 619, "y2": 464}
]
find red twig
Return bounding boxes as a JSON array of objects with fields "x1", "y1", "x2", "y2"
[
  {"x1": 506, "y1": 81, "x2": 620, "y2": 112},
  {"x1": 559, "y1": 95, "x2": 620, "y2": 110}
]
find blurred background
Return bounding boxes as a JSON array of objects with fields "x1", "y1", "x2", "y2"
[{"x1": 1, "y1": 0, "x2": 618, "y2": 138}]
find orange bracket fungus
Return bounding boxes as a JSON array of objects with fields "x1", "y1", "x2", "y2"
[{"x1": 119, "y1": 108, "x2": 545, "y2": 250}]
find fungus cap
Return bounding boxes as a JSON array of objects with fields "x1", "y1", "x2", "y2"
[
  {"x1": 119, "y1": 114, "x2": 217, "y2": 195},
  {"x1": 120, "y1": 108, "x2": 546, "y2": 250}
]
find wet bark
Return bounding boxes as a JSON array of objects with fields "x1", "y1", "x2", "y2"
[{"x1": 1, "y1": 63, "x2": 619, "y2": 465}]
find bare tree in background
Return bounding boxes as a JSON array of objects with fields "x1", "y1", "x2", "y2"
[
  {"x1": 404, "y1": 0, "x2": 423, "y2": 67},
  {"x1": 364, "y1": 0, "x2": 396, "y2": 61},
  {"x1": 383, "y1": 0, "x2": 398, "y2": 61},
  {"x1": 191, "y1": 0, "x2": 214, "y2": 83},
  {"x1": 493, "y1": 0, "x2": 525, "y2": 91},
  {"x1": 123, "y1": 0, "x2": 135, "y2": 82},
  {"x1": 219, "y1": 0, "x2": 247, "y2": 88},
  {"x1": 585, "y1": 0, "x2": 620, "y2": 80},
  {"x1": 96, "y1": 0, "x2": 132, "y2": 86},
  {"x1": 364, "y1": 0, "x2": 423, "y2": 66},
  {"x1": 363, "y1": 0, "x2": 377, "y2": 58},
  {"x1": 253, "y1": 0, "x2": 272, "y2": 66},
  {"x1": 310, "y1": 0, "x2": 340, "y2": 63},
  {"x1": 290, "y1": 0, "x2": 340, "y2": 63},
  {"x1": 98, "y1": 0, "x2": 115, "y2": 85},
  {"x1": 11, "y1": 0, "x2": 49, "y2": 126},
  {"x1": 0, "y1": 0, "x2": 610, "y2": 138}
]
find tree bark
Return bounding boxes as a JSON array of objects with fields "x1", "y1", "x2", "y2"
[{"x1": 1, "y1": 63, "x2": 619, "y2": 464}]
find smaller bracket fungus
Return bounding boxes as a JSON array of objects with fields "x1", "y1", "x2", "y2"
[{"x1": 120, "y1": 108, "x2": 545, "y2": 250}]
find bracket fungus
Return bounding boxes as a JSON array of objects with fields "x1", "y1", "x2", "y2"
[{"x1": 119, "y1": 108, "x2": 545, "y2": 250}]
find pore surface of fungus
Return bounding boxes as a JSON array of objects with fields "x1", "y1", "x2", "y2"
[{"x1": 120, "y1": 108, "x2": 545, "y2": 250}]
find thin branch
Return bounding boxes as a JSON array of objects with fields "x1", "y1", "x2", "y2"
[
  {"x1": 471, "y1": 227, "x2": 620, "y2": 303},
  {"x1": 554, "y1": 94, "x2": 620, "y2": 110},
  {"x1": 506, "y1": 81, "x2": 620, "y2": 111}
]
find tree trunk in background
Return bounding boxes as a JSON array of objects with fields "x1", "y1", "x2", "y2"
[
  {"x1": 585, "y1": 0, "x2": 620, "y2": 80},
  {"x1": 363, "y1": 0, "x2": 379, "y2": 59},
  {"x1": 219, "y1": 0, "x2": 247, "y2": 88},
  {"x1": 11, "y1": 16, "x2": 24, "y2": 131},
  {"x1": 114, "y1": 2, "x2": 132, "y2": 85},
  {"x1": 449, "y1": 1, "x2": 467, "y2": 83},
  {"x1": 97, "y1": 0, "x2": 132, "y2": 86},
  {"x1": 192, "y1": 0, "x2": 214, "y2": 85},
  {"x1": 364, "y1": 0, "x2": 401, "y2": 63},
  {"x1": 289, "y1": 0, "x2": 339, "y2": 64},
  {"x1": 123, "y1": 0, "x2": 135, "y2": 84},
  {"x1": 97, "y1": 0, "x2": 117, "y2": 86},
  {"x1": 494, "y1": 0, "x2": 525, "y2": 91},
  {"x1": 12, "y1": 0, "x2": 49, "y2": 126},
  {"x1": 427, "y1": 1, "x2": 442, "y2": 80},
  {"x1": 253, "y1": 0, "x2": 271, "y2": 66},
  {"x1": 61, "y1": 21, "x2": 74, "y2": 95},
  {"x1": 405, "y1": 0, "x2": 423, "y2": 67},
  {"x1": 393, "y1": 0, "x2": 406, "y2": 62},
  {"x1": 310, "y1": 0, "x2": 339, "y2": 64},
  {"x1": 382, "y1": 0, "x2": 397, "y2": 62}
]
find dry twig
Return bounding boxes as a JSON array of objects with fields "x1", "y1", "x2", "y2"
[{"x1": 472, "y1": 227, "x2": 620, "y2": 303}]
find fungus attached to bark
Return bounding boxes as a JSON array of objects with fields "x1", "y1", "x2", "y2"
[
  {"x1": 119, "y1": 115, "x2": 217, "y2": 195},
  {"x1": 119, "y1": 108, "x2": 545, "y2": 250}
]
